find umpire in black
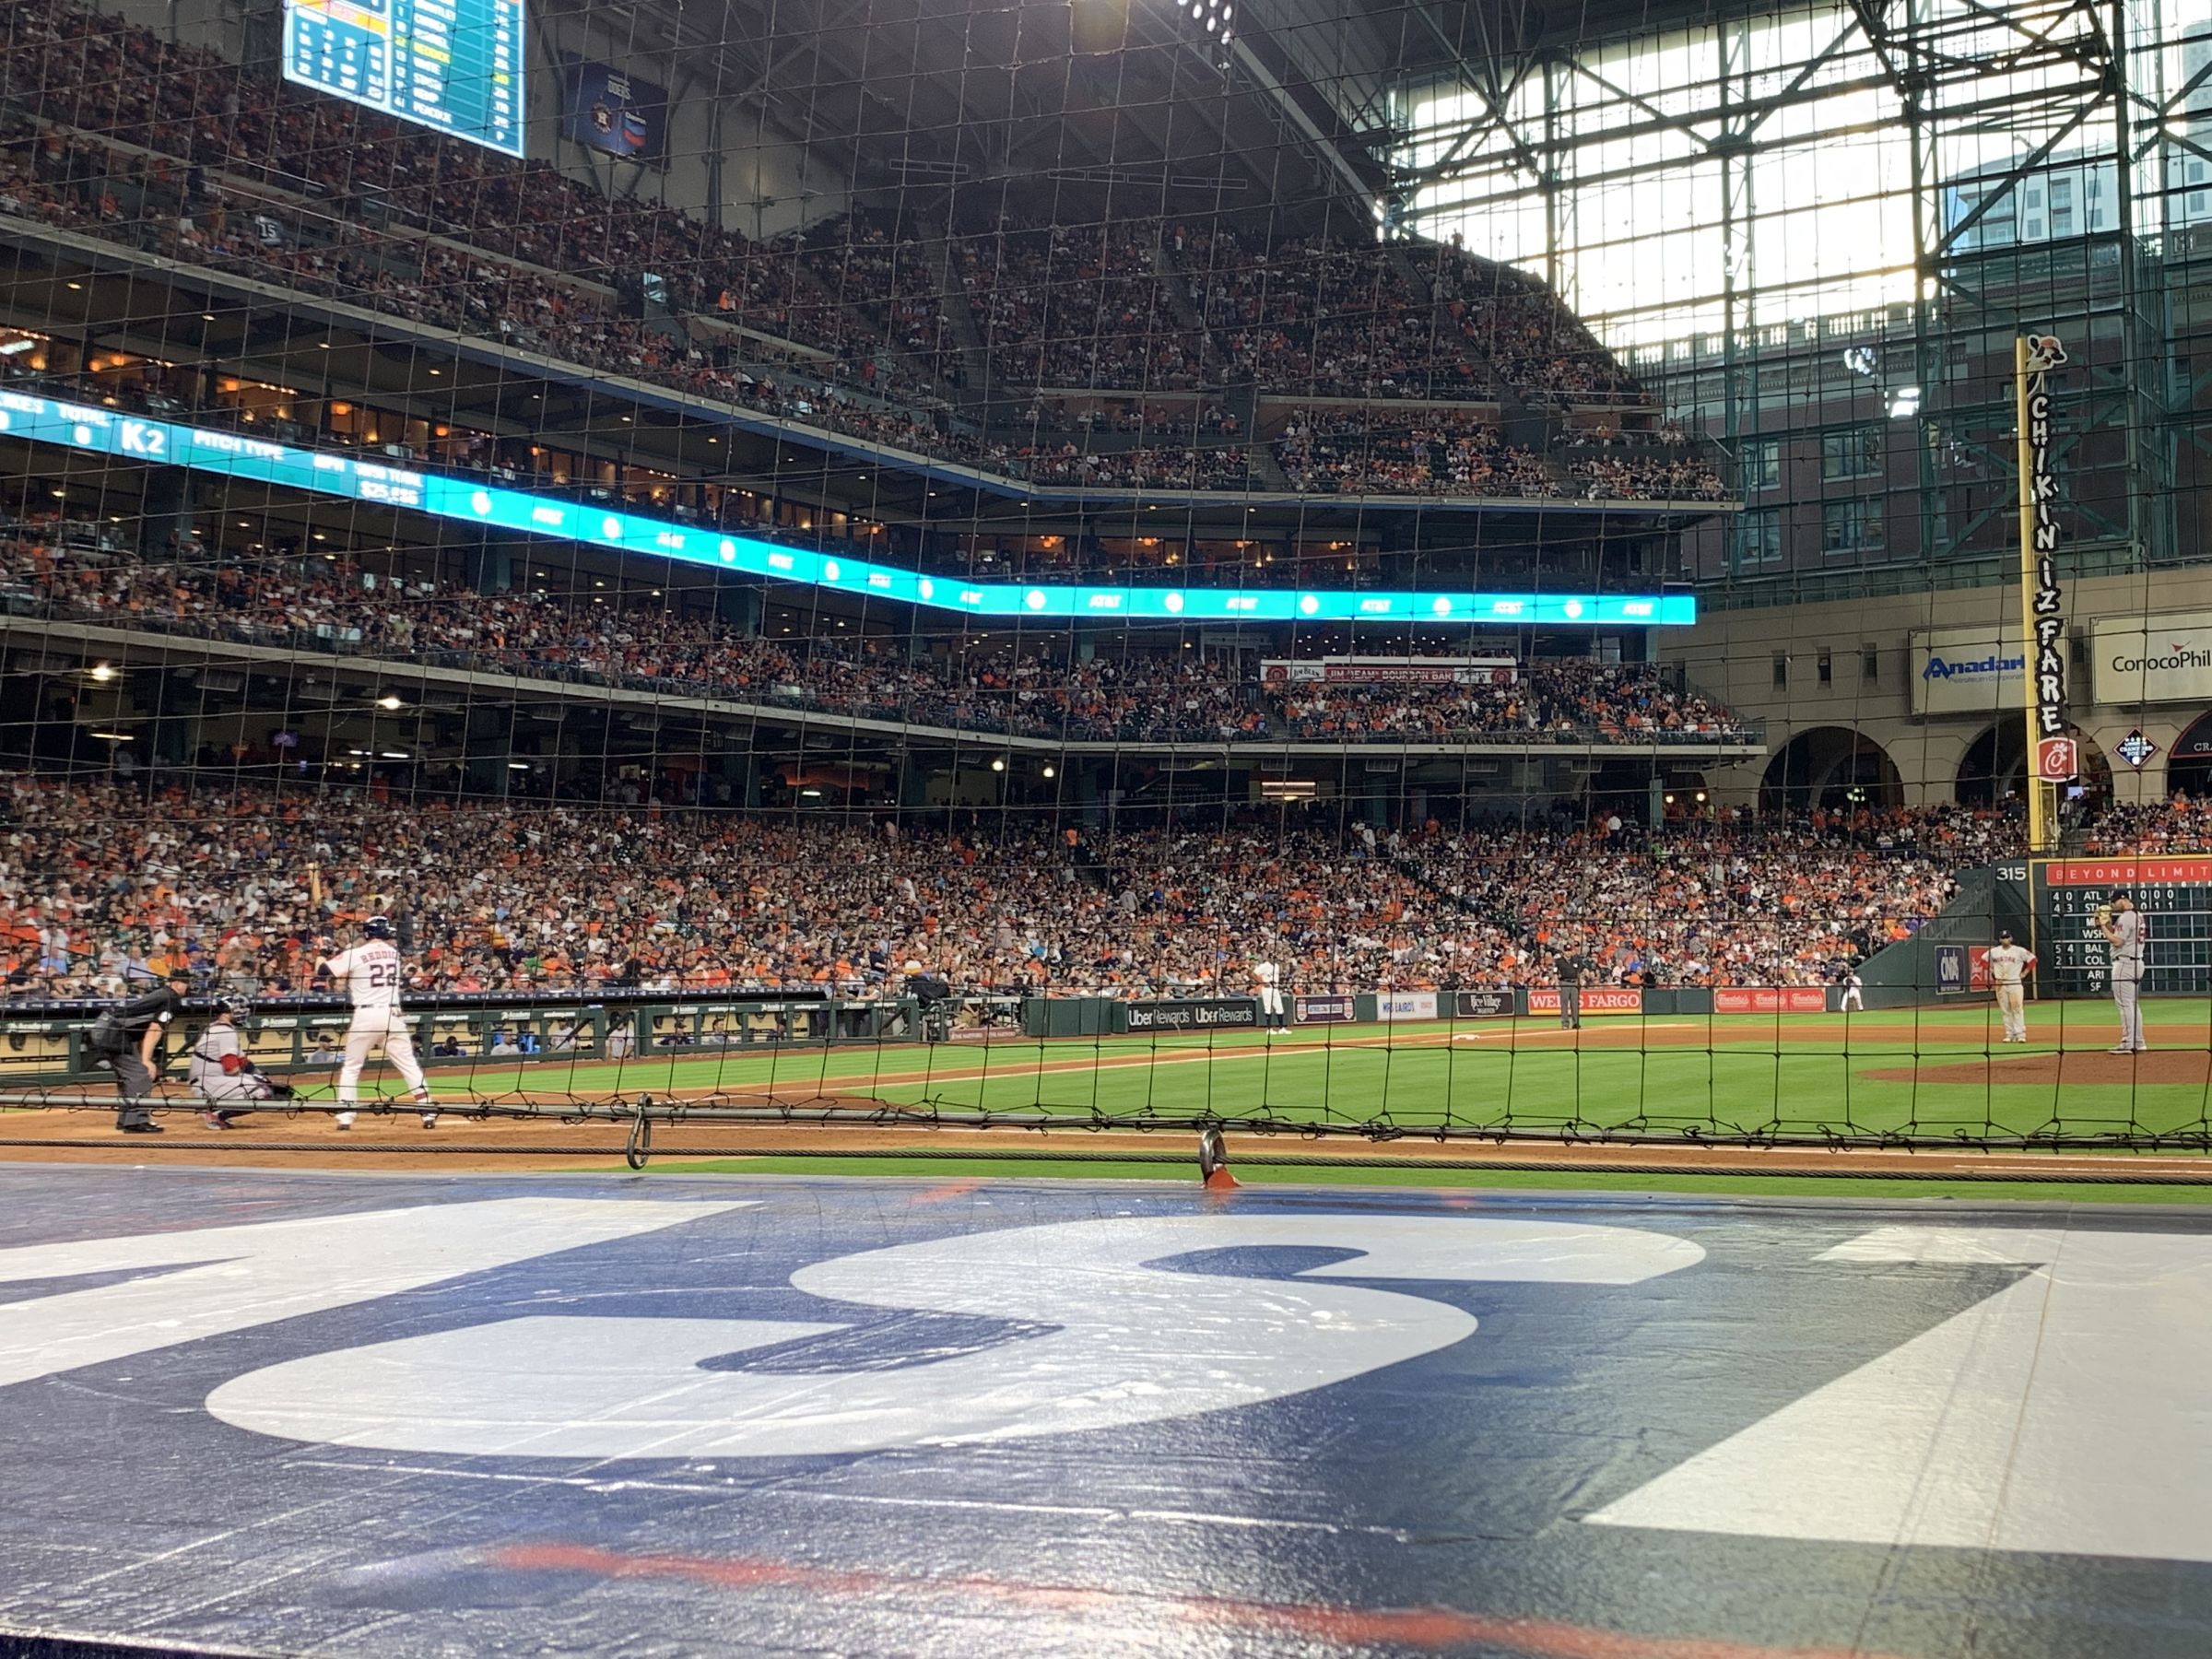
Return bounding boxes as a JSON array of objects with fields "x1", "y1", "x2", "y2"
[
  {"x1": 1556, "y1": 952, "x2": 1589, "y2": 1030},
  {"x1": 100, "y1": 970, "x2": 194, "y2": 1133}
]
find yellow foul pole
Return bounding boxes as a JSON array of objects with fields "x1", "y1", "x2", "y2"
[{"x1": 2015, "y1": 335, "x2": 2048, "y2": 855}]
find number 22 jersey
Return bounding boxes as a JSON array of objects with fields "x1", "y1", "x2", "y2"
[{"x1": 321, "y1": 941, "x2": 406, "y2": 1018}]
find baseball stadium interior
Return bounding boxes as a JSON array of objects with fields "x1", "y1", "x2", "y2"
[{"x1": 6, "y1": 0, "x2": 2212, "y2": 1653}]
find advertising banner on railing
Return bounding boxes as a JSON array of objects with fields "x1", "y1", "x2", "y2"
[
  {"x1": 1712, "y1": 987, "x2": 1829, "y2": 1014},
  {"x1": 1124, "y1": 997, "x2": 1259, "y2": 1032},
  {"x1": 1526, "y1": 987, "x2": 1644, "y2": 1016},
  {"x1": 1260, "y1": 657, "x2": 1517, "y2": 686},
  {"x1": 1374, "y1": 991, "x2": 1439, "y2": 1021},
  {"x1": 1450, "y1": 989, "x2": 1516, "y2": 1019},
  {"x1": 1293, "y1": 994, "x2": 1357, "y2": 1024}
]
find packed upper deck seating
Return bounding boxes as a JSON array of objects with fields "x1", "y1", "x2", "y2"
[{"x1": 0, "y1": 0, "x2": 1726, "y2": 504}]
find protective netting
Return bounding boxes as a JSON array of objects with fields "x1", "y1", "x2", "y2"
[{"x1": 0, "y1": 0, "x2": 2207, "y2": 1170}]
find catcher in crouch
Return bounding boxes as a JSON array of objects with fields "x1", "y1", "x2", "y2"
[{"x1": 187, "y1": 993, "x2": 295, "y2": 1129}]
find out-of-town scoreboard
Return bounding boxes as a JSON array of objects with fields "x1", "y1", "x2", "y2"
[
  {"x1": 2032, "y1": 857, "x2": 2212, "y2": 996},
  {"x1": 283, "y1": 0, "x2": 525, "y2": 157}
]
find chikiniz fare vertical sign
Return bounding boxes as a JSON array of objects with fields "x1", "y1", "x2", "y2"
[{"x1": 2017, "y1": 333, "x2": 2072, "y2": 853}]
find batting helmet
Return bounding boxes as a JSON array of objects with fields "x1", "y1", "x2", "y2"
[{"x1": 362, "y1": 915, "x2": 394, "y2": 939}]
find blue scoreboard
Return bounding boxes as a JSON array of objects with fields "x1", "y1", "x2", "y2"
[{"x1": 283, "y1": 0, "x2": 525, "y2": 158}]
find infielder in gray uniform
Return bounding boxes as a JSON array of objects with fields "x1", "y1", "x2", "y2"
[{"x1": 2100, "y1": 891, "x2": 2147, "y2": 1054}]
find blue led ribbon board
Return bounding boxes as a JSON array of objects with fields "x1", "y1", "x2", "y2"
[
  {"x1": 0, "y1": 390, "x2": 1695, "y2": 627},
  {"x1": 283, "y1": 0, "x2": 525, "y2": 158}
]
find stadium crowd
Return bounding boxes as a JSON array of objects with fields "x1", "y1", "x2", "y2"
[
  {"x1": 0, "y1": 532, "x2": 1266, "y2": 742},
  {"x1": 1264, "y1": 661, "x2": 1751, "y2": 742},
  {"x1": 1399, "y1": 806, "x2": 2012, "y2": 989},
  {"x1": 1276, "y1": 406, "x2": 1563, "y2": 498},
  {"x1": 0, "y1": 779, "x2": 2018, "y2": 1003},
  {"x1": 0, "y1": 0, "x2": 1725, "y2": 503},
  {"x1": 0, "y1": 526, "x2": 1752, "y2": 746}
]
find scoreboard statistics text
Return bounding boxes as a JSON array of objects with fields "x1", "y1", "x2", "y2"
[
  {"x1": 283, "y1": 0, "x2": 525, "y2": 158},
  {"x1": 2034, "y1": 857, "x2": 2212, "y2": 996}
]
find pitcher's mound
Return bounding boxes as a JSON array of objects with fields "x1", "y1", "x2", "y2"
[{"x1": 1865, "y1": 1050, "x2": 2211, "y2": 1086}]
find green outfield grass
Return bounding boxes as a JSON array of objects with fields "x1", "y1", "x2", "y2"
[{"x1": 308, "y1": 1003, "x2": 2212, "y2": 1146}]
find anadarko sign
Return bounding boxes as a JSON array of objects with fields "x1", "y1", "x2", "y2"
[
  {"x1": 1910, "y1": 628, "x2": 2025, "y2": 715},
  {"x1": 2092, "y1": 610, "x2": 2212, "y2": 706}
]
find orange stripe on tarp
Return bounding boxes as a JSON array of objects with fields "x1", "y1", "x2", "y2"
[
  {"x1": 908, "y1": 1178, "x2": 985, "y2": 1204},
  {"x1": 491, "y1": 1542, "x2": 1912, "y2": 1659}
]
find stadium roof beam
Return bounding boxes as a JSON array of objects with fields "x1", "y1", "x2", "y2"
[{"x1": 1225, "y1": 34, "x2": 1381, "y2": 206}]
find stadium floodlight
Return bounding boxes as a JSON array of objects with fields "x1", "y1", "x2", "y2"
[
  {"x1": 990, "y1": 758, "x2": 1007, "y2": 772},
  {"x1": 1887, "y1": 384, "x2": 1923, "y2": 418},
  {"x1": 88, "y1": 663, "x2": 114, "y2": 682},
  {"x1": 375, "y1": 693, "x2": 404, "y2": 710},
  {"x1": 1042, "y1": 764, "x2": 1057, "y2": 779}
]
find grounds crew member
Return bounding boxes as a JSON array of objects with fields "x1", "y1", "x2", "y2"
[
  {"x1": 89, "y1": 968, "x2": 194, "y2": 1134},
  {"x1": 1985, "y1": 931, "x2": 2035, "y2": 1044}
]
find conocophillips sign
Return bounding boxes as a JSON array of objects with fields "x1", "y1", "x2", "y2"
[
  {"x1": 2092, "y1": 610, "x2": 2212, "y2": 705},
  {"x1": 1911, "y1": 628, "x2": 2025, "y2": 715}
]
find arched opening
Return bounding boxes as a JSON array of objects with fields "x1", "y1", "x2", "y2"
[
  {"x1": 1759, "y1": 726, "x2": 1902, "y2": 814},
  {"x1": 2170, "y1": 712, "x2": 2212, "y2": 797},
  {"x1": 1956, "y1": 720, "x2": 2029, "y2": 807}
]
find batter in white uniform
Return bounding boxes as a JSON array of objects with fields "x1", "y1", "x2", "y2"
[{"x1": 319, "y1": 915, "x2": 436, "y2": 1128}]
